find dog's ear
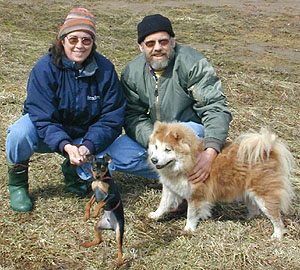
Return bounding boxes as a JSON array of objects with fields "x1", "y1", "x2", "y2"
[
  {"x1": 103, "y1": 153, "x2": 112, "y2": 164},
  {"x1": 153, "y1": 121, "x2": 162, "y2": 131},
  {"x1": 173, "y1": 129, "x2": 184, "y2": 141},
  {"x1": 86, "y1": 154, "x2": 95, "y2": 163},
  {"x1": 150, "y1": 121, "x2": 162, "y2": 140}
]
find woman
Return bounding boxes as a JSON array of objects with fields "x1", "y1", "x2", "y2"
[{"x1": 6, "y1": 7, "x2": 126, "y2": 212}]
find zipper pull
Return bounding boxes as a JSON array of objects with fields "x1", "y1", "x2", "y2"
[
  {"x1": 154, "y1": 81, "x2": 158, "y2": 96},
  {"x1": 154, "y1": 82, "x2": 160, "y2": 120}
]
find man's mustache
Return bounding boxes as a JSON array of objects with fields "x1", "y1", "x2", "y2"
[{"x1": 151, "y1": 50, "x2": 167, "y2": 56}]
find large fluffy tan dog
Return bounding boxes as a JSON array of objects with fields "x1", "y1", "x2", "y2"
[{"x1": 148, "y1": 121, "x2": 295, "y2": 239}]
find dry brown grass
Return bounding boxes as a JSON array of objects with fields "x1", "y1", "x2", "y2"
[{"x1": 0, "y1": 0, "x2": 300, "y2": 269}]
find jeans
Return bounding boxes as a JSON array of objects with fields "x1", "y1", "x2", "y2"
[
  {"x1": 6, "y1": 114, "x2": 204, "y2": 180},
  {"x1": 6, "y1": 114, "x2": 54, "y2": 163},
  {"x1": 77, "y1": 121, "x2": 205, "y2": 180}
]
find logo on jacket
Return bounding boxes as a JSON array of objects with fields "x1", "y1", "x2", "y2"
[{"x1": 87, "y1": 95, "x2": 100, "y2": 101}]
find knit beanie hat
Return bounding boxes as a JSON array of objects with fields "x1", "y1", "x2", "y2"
[
  {"x1": 57, "y1": 7, "x2": 96, "y2": 39},
  {"x1": 137, "y1": 14, "x2": 175, "y2": 44}
]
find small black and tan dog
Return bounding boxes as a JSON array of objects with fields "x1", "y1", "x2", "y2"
[{"x1": 82, "y1": 154, "x2": 124, "y2": 266}]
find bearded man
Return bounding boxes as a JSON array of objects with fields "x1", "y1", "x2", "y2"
[{"x1": 78, "y1": 14, "x2": 232, "y2": 184}]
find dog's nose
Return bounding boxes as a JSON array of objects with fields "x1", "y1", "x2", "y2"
[{"x1": 151, "y1": 157, "x2": 158, "y2": 164}]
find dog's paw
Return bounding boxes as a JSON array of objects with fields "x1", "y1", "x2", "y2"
[
  {"x1": 83, "y1": 213, "x2": 90, "y2": 222},
  {"x1": 148, "y1": 211, "x2": 162, "y2": 220},
  {"x1": 92, "y1": 212, "x2": 99, "y2": 219},
  {"x1": 184, "y1": 222, "x2": 197, "y2": 232},
  {"x1": 271, "y1": 232, "x2": 283, "y2": 240},
  {"x1": 184, "y1": 225, "x2": 196, "y2": 232},
  {"x1": 81, "y1": 241, "x2": 91, "y2": 248},
  {"x1": 271, "y1": 228, "x2": 286, "y2": 240},
  {"x1": 81, "y1": 238, "x2": 103, "y2": 248}
]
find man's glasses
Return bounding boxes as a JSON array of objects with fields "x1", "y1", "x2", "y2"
[
  {"x1": 66, "y1": 36, "x2": 93, "y2": 46},
  {"x1": 144, "y1": 38, "x2": 170, "y2": 48}
]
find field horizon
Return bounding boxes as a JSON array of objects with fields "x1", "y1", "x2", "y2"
[{"x1": 1, "y1": 1, "x2": 299, "y2": 269}]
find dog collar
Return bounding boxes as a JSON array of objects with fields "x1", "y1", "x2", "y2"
[
  {"x1": 105, "y1": 199, "x2": 121, "y2": 212},
  {"x1": 101, "y1": 176, "x2": 112, "y2": 181}
]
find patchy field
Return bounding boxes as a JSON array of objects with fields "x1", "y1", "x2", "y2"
[{"x1": 0, "y1": 0, "x2": 299, "y2": 269}]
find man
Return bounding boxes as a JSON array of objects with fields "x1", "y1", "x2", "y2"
[{"x1": 79, "y1": 14, "x2": 232, "y2": 184}]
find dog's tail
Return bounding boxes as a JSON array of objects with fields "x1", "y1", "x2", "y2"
[{"x1": 236, "y1": 128, "x2": 295, "y2": 211}]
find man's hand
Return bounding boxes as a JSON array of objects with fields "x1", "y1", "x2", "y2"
[
  {"x1": 64, "y1": 144, "x2": 90, "y2": 166},
  {"x1": 188, "y1": 147, "x2": 218, "y2": 184}
]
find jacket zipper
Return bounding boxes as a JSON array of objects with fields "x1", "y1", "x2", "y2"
[{"x1": 153, "y1": 77, "x2": 160, "y2": 121}]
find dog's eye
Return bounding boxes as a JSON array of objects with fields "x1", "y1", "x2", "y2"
[
  {"x1": 155, "y1": 145, "x2": 157, "y2": 150},
  {"x1": 165, "y1": 147, "x2": 171, "y2": 152}
]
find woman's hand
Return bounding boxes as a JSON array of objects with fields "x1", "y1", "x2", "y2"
[
  {"x1": 78, "y1": 145, "x2": 90, "y2": 162},
  {"x1": 64, "y1": 144, "x2": 89, "y2": 165}
]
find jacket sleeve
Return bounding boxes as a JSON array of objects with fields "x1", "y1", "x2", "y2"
[
  {"x1": 25, "y1": 60, "x2": 73, "y2": 152},
  {"x1": 83, "y1": 68, "x2": 126, "y2": 153},
  {"x1": 187, "y1": 57, "x2": 232, "y2": 152},
  {"x1": 121, "y1": 70, "x2": 153, "y2": 148}
]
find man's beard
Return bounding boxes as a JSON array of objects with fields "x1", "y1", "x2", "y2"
[{"x1": 144, "y1": 48, "x2": 175, "y2": 71}]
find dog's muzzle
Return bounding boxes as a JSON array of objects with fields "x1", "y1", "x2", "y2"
[{"x1": 151, "y1": 157, "x2": 173, "y2": 169}]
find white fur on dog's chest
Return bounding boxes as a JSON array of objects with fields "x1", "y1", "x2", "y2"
[{"x1": 160, "y1": 175, "x2": 192, "y2": 199}]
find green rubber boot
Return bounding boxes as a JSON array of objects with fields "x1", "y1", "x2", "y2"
[
  {"x1": 8, "y1": 161, "x2": 33, "y2": 212},
  {"x1": 61, "y1": 159, "x2": 90, "y2": 197}
]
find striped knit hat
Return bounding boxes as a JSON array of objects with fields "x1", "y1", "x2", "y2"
[{"x1": 58, "y1": 7, "x2": 96, "y2": 39}]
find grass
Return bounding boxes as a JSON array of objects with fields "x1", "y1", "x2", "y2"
[{"x1": 0, "y1": 0, "x2": 300, "y2": 269}]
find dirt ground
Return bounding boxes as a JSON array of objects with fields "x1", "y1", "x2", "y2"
[
  {"x1": 63, "y1": 0, "x2": 300, "y2": 75},
  {"x1": 0, "y1": 0, "x2": 300, "y2": 269},
  {"x1": 147, "y1": 0, "x2": 298, "y2": 66},
  {"x1": 85, "y1": 0, "x2": 300, "y2": 15}
]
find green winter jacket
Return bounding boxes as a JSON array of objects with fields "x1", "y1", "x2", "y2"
[{"x1": 120, "y1": 43, "x2": 232, "y2": 152}]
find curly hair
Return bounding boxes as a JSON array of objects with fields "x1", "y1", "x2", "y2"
[{"x1": 49, "y1": 36, "x2": 97, "y2": 69}]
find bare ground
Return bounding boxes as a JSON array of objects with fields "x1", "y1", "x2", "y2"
[{"x1": 0, "y1": 0, "x2": 300, "y2": 269}]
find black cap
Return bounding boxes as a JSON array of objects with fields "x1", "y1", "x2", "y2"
[{"x1": 137, "y1": 14, "x2": 175, "y2": 44}]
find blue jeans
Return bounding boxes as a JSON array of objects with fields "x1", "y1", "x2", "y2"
[
  {"x1": 6, "y1": 113, "x2": 89, "y2": 163},
  {"x1": 77, "y1": 121, "x2": 205, "y2": 180},
  {"x1": 6, "y1": 114, "x2": 54, "y2": 162},
  {"x1": 6, "y1": 114, "x2": 204, "y2": 180}
]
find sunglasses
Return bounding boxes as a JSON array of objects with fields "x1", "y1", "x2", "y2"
[
  {"x1": 144, "y1": 38, "x2": 170, "y2": 48},
  {"x1": 66, "y1": 36, "x2": 93, "y2": 46}
]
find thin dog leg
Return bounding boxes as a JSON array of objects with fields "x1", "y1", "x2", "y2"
[
  {"x1": 253, "y1": 195, "x2": 285, "y2": 239},
  {"x1": 82, "y1": 223, "x2": 103, "y2": 248},
  {"x1": 148, "y1": 185, "x2": 181, "y2": 219},
  {"x1": 84, "y1": 195, "x2": 96, "y2": 221},
  {"x1": 245, "y1": 194, "x2": 261, "y2": 219},
  {"x1": 185, "y1": 200, "x2": 213, "y2": 232},
  {"x1": 116, "y1": 228, "x2": 123, "y2": 266},
  {"x1": 92, "y1": 201, "x2": 105, "y2": 218}
]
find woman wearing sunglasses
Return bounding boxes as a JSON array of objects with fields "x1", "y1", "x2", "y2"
[{"x1": 6, "y1": 7, "x2": 126, "y2": 212}]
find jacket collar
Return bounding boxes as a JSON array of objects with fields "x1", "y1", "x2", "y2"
[
  {"x1": 80, "y1": 57, "x2": 98, "y2": 77},
  {"x1": 61, "y1": 55, "x2": 98, "y2": 77}
]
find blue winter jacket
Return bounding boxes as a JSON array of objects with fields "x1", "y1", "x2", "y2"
[{"x1": 23, "y1": 52, "x2": 126, "y2": 154}]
